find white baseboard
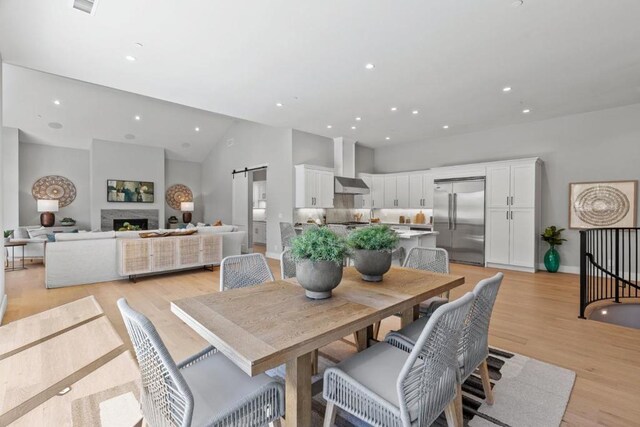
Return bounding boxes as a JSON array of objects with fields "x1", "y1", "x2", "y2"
[
  {"x1": 537, "y1": 263, "x2": 580, "y2": 275},
  {"x1": 0, "y1": 294, "x2": 7, "y2": 325}
]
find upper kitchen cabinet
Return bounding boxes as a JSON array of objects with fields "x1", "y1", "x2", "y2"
[
  {"x1": 409, "y1": 173, "x2": 434, "y2": 208},
  {"x1": 295, "y1": 165, "x2": 335, "y2": 208},
  {"x1": 355, "y1": 174, "x2": 373, "y2": 209},
  {"x1": 371, "y1": 175, "x2": 385, "y2": 209},
  {"x1": 252, "y1": 181, "x2": 267, "y2": 208},
  {"x1": 383, "y1": 174, "x2": 409, "y2": 208}
]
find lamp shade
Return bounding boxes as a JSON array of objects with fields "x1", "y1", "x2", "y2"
[
  {"x1": 180, "y1": 202, "x2": 194, "y2": 212},
  {"x1": 37, "y1": 199, "x2": 59, "y2": 212}
]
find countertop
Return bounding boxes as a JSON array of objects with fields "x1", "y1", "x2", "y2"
[
  {"x1": 395, "y1": 230, "x2": 439, "y2": 239},
  {"x1": 380, "y1": 222, "x2": 432, "y2": 229}
]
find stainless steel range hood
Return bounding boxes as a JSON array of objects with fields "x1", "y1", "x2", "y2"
[
  {"x1": 333, "y1": 137, "x2": 370, "y2": 195},
  {"x1": 334, "y1": 176, "x2": 370, "y2": 195}
]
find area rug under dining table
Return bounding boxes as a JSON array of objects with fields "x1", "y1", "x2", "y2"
[{"x1": 289, "y1": 343, "x2": 576, "y2": 427}]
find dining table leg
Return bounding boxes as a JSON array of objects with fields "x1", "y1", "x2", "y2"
[
  {"x1": 400, "y1": 304, "x2": 419, "y2": 328},
  {"x1": 285, "y1": 351, "x2": 313, "y2": 427},
  {"x1": 354, "y1": 324, "x2": 374, "y2": 352}
]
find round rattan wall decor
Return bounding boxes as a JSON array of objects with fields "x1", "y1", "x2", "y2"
[
  {"x1": 573, "y1": 185, "x2": 631, "y2": 227},
  {"x1": 165, "y1": 184, "x2": 193, "y2": 210},
  {"x1": 31, "y1": 175, "x2": 77, "y2": 207}
]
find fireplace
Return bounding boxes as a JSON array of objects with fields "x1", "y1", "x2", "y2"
[{"x1": 114, "y1": 218, "x2": 149, "y2": 231}]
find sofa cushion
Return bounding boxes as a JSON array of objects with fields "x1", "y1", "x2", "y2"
[
  {"x1": 115, "y1": 230, "x2": 143, "y2": 239},
  {"x1": 198, "y1": 225, "x2": 237, "y2": 233},
  {"x1": 55, "y1": 231, "x2": 116, "y2": 241},
  {"x1": 27, "y1": 228, "x2": 50, "y2": 240}
]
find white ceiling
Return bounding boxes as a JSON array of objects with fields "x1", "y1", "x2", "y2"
[
  {"x1": 2, "y1": 64, "x2": 236, "y2": 161},
  {"x1": 2, "y1": 0, "x2": 640, "y2": 150}
]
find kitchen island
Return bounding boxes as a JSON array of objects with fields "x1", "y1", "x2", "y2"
[{"x1": 394, "y1": 229, "x2": 439, "y2": 258}]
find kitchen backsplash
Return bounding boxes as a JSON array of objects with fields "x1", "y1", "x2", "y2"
[{"x1": 294, "y1": 207, "x2": 433, "y2": 225}]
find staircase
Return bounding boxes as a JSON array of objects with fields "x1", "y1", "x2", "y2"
[{"x1": 579, "y1": 228, "x2": 639, "y2": 318}]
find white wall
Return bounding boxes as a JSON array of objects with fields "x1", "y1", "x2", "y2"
[
  {"x1": 202, "y1": 121, "x2": 293, "y2": 257},
  {"x1": 372, "y1": 103, "x2": 640, "y2": 271},
  {"x1": 165, "y1": 158, "x2": 203, "y2": 225},
  {"x1": 90, "y1": 139, "x2": 165, "y2": 230},
  {"x1": 2, "y1": 127, "x2": 19, "y2": 229},
  {"x1": 292, "y1": 130, "x2": 333, "y2": 168},
  {"x1": 0, "y1": 54, "x2": 6, "y2": 324},
  {"x1": 19, "y1": 142, "x2": 91, "y2": 229}
]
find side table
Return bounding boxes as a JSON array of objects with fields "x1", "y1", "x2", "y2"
[{"x1": 4, "y1": 241, "x2": 27, "y2": 271}]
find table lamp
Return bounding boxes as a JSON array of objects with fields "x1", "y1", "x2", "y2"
[
  {"x1": 38, "y1": 199, "x2": 59, "y2": 227},
  {"x1": 181, "y1": 201, "x2": 194, "y2": 224}
]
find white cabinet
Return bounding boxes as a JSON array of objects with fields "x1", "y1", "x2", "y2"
[
  {"x1": 409, "y1": 173, "x2": 434, "y2": 208},
  {"x1": 252, "y1": 181, "x2": 266, "y2": 208},
  {"x1": 371, "y1": 176, "x2": 385, "y2": 209},
  {"x1": 485, "y1": 160, "x2": 540, "y2": 271},
  {"x1": 295, "y1": 165, "x2": 334, "y2": 208},
  {"x1": 253, "y1": 221, "x2": 266, "y2": 244},
  {"x1": 383, "y1": 175, "x2": 409, "y2": 208},
  {"x1": 355, "y1": 174, "x2": 373, "y2": 209}
]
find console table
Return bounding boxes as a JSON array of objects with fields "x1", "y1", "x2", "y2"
[{"x1": 117, "y1": 234, "x2": 222, "y2": 282}]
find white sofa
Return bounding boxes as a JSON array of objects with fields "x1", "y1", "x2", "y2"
[{"x1": 45, "y1": 226, "x2": 246, "y2": 288}]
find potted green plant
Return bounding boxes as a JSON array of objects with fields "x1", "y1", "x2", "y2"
[
  {"x1": 290, "y1": 227, "x2": 349, "y2": 299},
  {"x1": 4, "y1": 230, "x2": 13, "y2": 243},
  {"x1": 347, "y1": 225, "x2": 399, "y2": 282},
  {"x1": 540, "y1": 226, "x2": 567, "y2": 273},
  {"x1": 60, "y1": 217, "x2": 76, "y2": 226}
]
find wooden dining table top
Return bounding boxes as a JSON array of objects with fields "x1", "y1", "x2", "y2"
[{"x1": 171, "y1": 266, "x2": 465, "y2": 376}]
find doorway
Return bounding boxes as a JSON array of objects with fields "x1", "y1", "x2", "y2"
[{"x1": 231, "y1": 166, "x2": 268, "y2": 254}]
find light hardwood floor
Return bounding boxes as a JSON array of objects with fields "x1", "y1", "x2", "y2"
[{"x1": 4, "y1": 260, "x2": 640, "y2": 426}]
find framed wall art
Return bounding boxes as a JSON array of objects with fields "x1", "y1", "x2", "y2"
[
  {"x1": 107, "y1": 180, "x2": 155, "y2": 203},
  {"x1": 569, "y1": 180, "x2": 637, "y2": 229}
]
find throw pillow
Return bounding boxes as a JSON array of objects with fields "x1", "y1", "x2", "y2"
[{"x1": 46, "y1": 234, "x2": 56, "y2": 242}]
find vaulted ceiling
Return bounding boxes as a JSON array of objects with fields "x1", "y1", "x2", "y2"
[{"x1": 2, "y1": 0, "x2": 640, "y2": 154}]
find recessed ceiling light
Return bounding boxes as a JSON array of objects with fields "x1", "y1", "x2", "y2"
[
  {"x1": 511, "y1": 0, "x2": 524, "y2": 6},
  {"x1": 502, "y1": 87, "x2": 512, "y2": 92},
  {"x1": 443, "y1": 125, "x2": 449, "y2": 129},
  {"x1": 522, "y1": 109, "x2": 531, "y2": 114},
  {"x1": 327, "y1": 125, "x2": 332, "y2": 129},
  {"x1": 195, "y1": 127, "x2": 200, "y2": 132},
  {"x1": 125, "y1": 55, "x2": 136, "y2": 61},
  {"x1": 390, "y1": 107, "x2": 397, "y2": 111},
  {"x1": 385, "y1": 136, "x2": 390, "y2": 140},
  {"x1": 135, "y1": 42, "x2": 144, "y2": 48},
  {"x1": 355, "y1": 117, "x2": 361, "y2": 121},
  {"x1": 124, "y1": 134, "x2": 135, "y2": 140},
  {"x1": 53, "y1": 99, "x2": 61, "y2": 105},
  {"x1": 134, "y1": 115, "x2": 141, "y2": 121},
  {"x1": 351, "y1": 126, "x2": 357, "y2": 130},
  {"x1": 365, "y1": 63, "x2": 375, "y2": 70},
  {"x1": 48, "y1": 122, "x2": 63, "y2": 129},
  {"x1": 276, "y1": 102, "x2": 283, "y2": 107},
  {"x1": 412, "y1": 110, "x2": 419, "y2": 115}
]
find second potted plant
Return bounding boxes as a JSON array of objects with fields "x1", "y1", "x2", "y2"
[
  {"x1": 540, "y1": 226, "x2": 567, "y2": 273},
  {"x1": 348, "y1": 225, "x2": 399, "y2": 282},
  {"x1": 291, "y1": 227, "x2": 349, "y2": 299}
]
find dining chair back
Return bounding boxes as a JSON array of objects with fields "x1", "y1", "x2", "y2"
[
  {"x1": 403, "y1": 247, "x2": 449, "y2": 273},
  {"x1": 118, "y1": 298, "x2": 194, "y2": 427},
  {"x1": 299, "y1": 223, "x2": 319, "y2": 233},
  {"x1": 327, "y1": 224, "x2": 349, "y2": 237},
  {"x1": 280, "y1": 249, "x2": 296, "y2": 279},
  {"x1": 279, "y1": 222, "x2": 296, "y2": 249},
  {"x1": 459, "y1": 272, "x2": 503, "y2": 381},
  {"x1": 220, "y1": 253, "x2": 275, "y2": 291},
  {"x1": 397, "y1": 292, "x2": 475, "y2": 426}
]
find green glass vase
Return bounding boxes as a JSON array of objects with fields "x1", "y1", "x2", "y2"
[{"x1": 544, "y1": 246, "x2": 560, "y2": 273}]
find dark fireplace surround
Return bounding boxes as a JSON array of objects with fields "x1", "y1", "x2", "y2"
[
  {"x1": 101, "y1": 209, "x2": 159, "y2": 231},
  {"x1": 114, "y1": 218, "x2": 149, "y2": 231}
]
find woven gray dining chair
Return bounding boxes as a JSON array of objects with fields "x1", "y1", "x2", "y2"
[
  {"x1": 385, "y1": 273, "x2": 504, "y2": 424},
  {"x1": 372, "y1": 246, "x2": 449, "y2": 340},
  {"x1": 326, "y1": 224, "x2": 350, "y2": 237},
  {"x1": 280, "y1": 249, "x2": 296, "y2": 279},
  {"x1": 279, "y1": 222, "x2": 297, "y2": 249},
  {"x1": 323, "y1": 292, "x2": 474, "y2": 427},
  {"x1": 117, "y1": 298, "x2": 285, "y2": 427},
  {"x1": 299, "y1": 223, "x2": 319, "y2": 233},
  {"x1": 220, "y1": 253, "x2": 275, "y2": 291},
  {"x1": 404, "y1": 247, "x2": 451, "y2": 316}
]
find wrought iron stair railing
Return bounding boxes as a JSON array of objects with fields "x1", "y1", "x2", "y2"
[{"x1": 579, "y1": 228, "x2": 639, "y2": 318}]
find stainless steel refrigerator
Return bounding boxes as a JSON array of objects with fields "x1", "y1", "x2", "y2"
[{"x1": 433, "y1": 177, "x2": 485, "y2": 266}]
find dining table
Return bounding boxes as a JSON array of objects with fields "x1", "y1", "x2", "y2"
[{"x1": 171, "y1": 265, "x2": 465, "y2": 427}]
